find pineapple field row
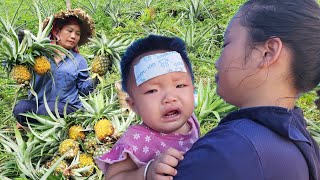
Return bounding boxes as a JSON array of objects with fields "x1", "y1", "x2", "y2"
[{"x1": 0, "y1": 0, "x2": 319, "y2": 179}]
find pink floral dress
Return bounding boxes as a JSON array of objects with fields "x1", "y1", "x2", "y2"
[{"x1": 95, "y1": 115, "x2": 200, "y2": 174}]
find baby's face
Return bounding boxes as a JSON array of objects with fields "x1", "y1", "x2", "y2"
[{"x1": 126, "y1": 50, "x2": 195, "y2": 134}]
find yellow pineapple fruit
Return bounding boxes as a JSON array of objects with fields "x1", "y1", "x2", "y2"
[
  {"x1": 68, "y1": 125, "x2": 85, "y2": 140},
  {"x1": 33, "y1": 56, "x2": 51, "y2": 75},
  {"x1": 94, "y1": 119, "x2": 114, "y2": 142},
  {"x1": 78, "y1": 153, "x2": 95, "y2": 177},
  {"x1": 11, "y1": 65, "x2": 32, "y2": 85},
  {"x1": 59, "y1": 139, "x2": 80, "y2": 159},
  {"x1": 91, "y1": 56, "x2": 111, "y2": 76}
]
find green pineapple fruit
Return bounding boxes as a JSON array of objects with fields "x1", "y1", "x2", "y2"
[
  {"x1": 91, "y1": 55, "x2": 112, "y2": 76},
  {"x1": 84, "y1": 133, "x2": 98, "y2": 154},
  {"x1": 94, "y1": 144, "x2": 111, "y2": 158},
  {"x1": 59, "y1": 139, "x2": 80, "y2": 159}
]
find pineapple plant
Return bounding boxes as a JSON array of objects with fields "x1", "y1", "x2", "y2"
[
  {"x1": 78, "y1": 153, "x2": 95, "y2": 177},
  {"x1": 0, "y1": 124, "x2": 68, "y2": 179},
  {"x1": 75, "y1": 87, "x2": 136, "y2": 143},
  {"x1": 33, "y1": 56, "x2": 51, "y2": 75},
  {"x1": 89, "y1": 31, "x2": 132, "y2": 80},
  {"x1": 195, "y1": 78, "x2": 236, "y2": 124},
  {"x1": 68, "y1": 125, "x2": 86, "y2": 140},
  {"x1": 76, "y1": 88, "x2": 124, "y2": 128},
  {"x1": 11, "y1": 64, "x2": 32, "y2": 85},
  {"x1": 59, "y1": 139, "x2": 80, "y2": 159},
  {"x1": 76, "y1": 88, "x2": 127, "y2": 142},
  {"x1": 94, "y1": 119, "x2": 114, "y2": 142}
]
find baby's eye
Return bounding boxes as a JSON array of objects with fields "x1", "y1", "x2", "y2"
[
  {"x1": 145, "y1": 89, "x2": 157, "y2": 94},
  {"x1": 176, "y1": 84, "x2": 186, "y2": 88}
]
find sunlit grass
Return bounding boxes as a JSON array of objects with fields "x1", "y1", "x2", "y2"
[{"x1": 297, "y1": 91, "x2": 319, "y2": 121}]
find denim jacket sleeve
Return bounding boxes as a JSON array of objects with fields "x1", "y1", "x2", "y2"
[{"x1": 75, "y1": 54, "x2": 95, "y2": 96}]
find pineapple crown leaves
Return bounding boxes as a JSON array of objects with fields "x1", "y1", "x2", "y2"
[
  {"x1": 0, "y1": 126, "x2": 24, "y2": 155},
  {"x1": 20, "y1": 113, "x2": 64, "y2": 141},
  {"x1": 194, "y1": 78, "x2": 236, "y2": 122},
  {"x1": 20, "y1": 94, "x2": 70, "y2": 142},
  {"x1": 34, "y1": 2, "x2": 54, "y2": 41},
  {"x1": 0, "y1": 0, "x2": 24, "y2": 34},
  {"x1": 0, "y1": 125, "x2": 44, "y2": 179},
  {"x1": 77, "y1": 89, "x2": 124, "y2": 127},
  {"x1": 0, "y1": 25, "x2": 27, "y2": 72},
  {"x1": 306, "y1": 118, "x2": 320, "y2": 144},
  {"x1": 111, "y1": 110, "x2": 135, "y2": 136},
  {"x1": 40, "y1": 153, "x2": 68, "y2": 180},
  {"x1": 89, "y1": 32, "x2": 132, "y2": 58}
]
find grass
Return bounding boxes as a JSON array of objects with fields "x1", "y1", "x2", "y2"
[
  {"x1": 297, "y1": 91, "x2": 319, "y2": 121},
  {"x1": 0, "y1": 69, "x2": 17, "y2": 127}
]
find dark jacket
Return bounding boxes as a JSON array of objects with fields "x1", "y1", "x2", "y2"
[{"x1": 174, "y1": 107, "x2": 320, "y2": 180}]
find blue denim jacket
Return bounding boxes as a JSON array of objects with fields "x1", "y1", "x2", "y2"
[
  {"x1": 174, "y1": 106, "x2": 320, "y2": 180},
  {"x1": 29, "y1": 50, "x2": 94, "y2": 109}
]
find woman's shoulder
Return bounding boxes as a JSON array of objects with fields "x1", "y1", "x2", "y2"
[
  {"x1": 200, "y1": 118, "x2": 282, "y2": 148},
  {"x1": 176, "y1": 118, "x2": 309, "y2": 179}
]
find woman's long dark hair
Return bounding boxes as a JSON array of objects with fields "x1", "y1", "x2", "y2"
[{"x1": 240, "y1": 0, "x2": 320, "y2": 109}]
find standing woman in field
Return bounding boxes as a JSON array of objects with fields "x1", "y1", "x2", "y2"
[
  {"x1": 13, "y1": 8, "x2": 96, "y2": 126},
  {"x1": 174, "y1": 0, "x2": 320, "y2": 179}
]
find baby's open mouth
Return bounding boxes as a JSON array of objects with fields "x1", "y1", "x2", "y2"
[{"x1": 163, "y1": 110, "x2": 180, "y2": 118}]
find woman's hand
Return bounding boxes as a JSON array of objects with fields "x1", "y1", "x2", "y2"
[{"x1": 147, "y1": 147, "x2": 184, "y2": 180}]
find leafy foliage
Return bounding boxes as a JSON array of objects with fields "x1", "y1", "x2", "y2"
[{"x1": 0, "y1": 0, "x2": 319, "y2": 179}]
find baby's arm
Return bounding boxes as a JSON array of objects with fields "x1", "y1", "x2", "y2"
[
  {"x1": 105, "y1": 157, "x2": 142, "y2": 180},
  {"x1": 105, "y1": 147, "x2": 184, "y2": 180},
  {"x1": 146, "y1": 147, "x2": 184, "y2": 180}
]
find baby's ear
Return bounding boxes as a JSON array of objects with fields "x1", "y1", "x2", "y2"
[{"x1": 126, "y1": 96, "x2": 137, "y2": 113}]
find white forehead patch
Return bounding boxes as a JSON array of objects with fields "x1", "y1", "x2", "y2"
[{"x1": 134, "y1": 51, "x2": 187, "y2": 86}]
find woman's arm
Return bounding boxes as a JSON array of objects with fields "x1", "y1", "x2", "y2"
[{"x1": 75, "y1": 55, "x2": 95, "y2": 95}]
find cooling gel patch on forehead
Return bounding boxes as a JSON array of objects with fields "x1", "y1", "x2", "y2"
[{"x1": 134, "y1": 51, "x2": 187, "y2": 86}]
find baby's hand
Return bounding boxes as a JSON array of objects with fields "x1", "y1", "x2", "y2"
[{"x1": 147, "y1": 147, "x2": 184, "y2": 180}]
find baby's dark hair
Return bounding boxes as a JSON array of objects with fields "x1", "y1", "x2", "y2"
[
  {"x1": 120, "y1": 34, "x2": 194, "y2": 93},
  {"x1": 240, "y1": 0, "x2": 320, "y2": 109}
]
